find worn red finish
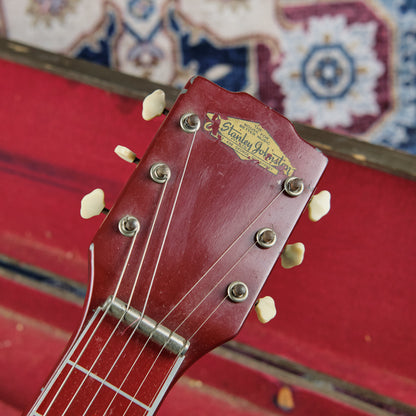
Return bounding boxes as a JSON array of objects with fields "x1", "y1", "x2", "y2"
[
  {"x1": 22, "y1": 76, "x2": 327, "y2": 415},
  {"x1": 2, "y1": 58, "x2": 415, "y2": 415}
]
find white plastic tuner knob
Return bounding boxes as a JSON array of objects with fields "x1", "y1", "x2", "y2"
[
  {"x1": 114, "y1": 145, "x2": 137, "y2": 163},
  {"x1": 308, "y1": 190, "x2": 331, "y2": 222},
  {"x1": 255, "y1": 296, "x2": 277, "y2": 324},
  {"x1": 80, "y1": 188, "x2": 106, "y2": 219},
  {"x1": 142, "y1": 89, "x2": 166, "y2": 121},
  {"x1": 281, "y1": 242, "x2": 305, "y2": 269}
]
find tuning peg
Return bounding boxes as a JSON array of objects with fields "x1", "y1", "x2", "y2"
[
  {"x1": 255, "y1": 296, "x2": 277, "y2": 323},
  {"x1": 308, "y1": 190, "x2": 331, "y2": 222},
  {"x1": 114, "y1": 145, "x2": 140, "y2": 164},
  {"x1": 281, "y1": 242, "x2": 305, "y2": 269},
  {"x1": 80, "y1": 188, "x2": 107, "y2": 219},
  {"x1": 142, "y1": 89, "x2": 167, "y2": 121}
]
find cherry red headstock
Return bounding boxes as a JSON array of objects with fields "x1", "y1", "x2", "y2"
[
  {"x1": 88, "y1": 76, "x2": 327, "y2": 362},
  {"x1": 27, "y1": 77, "x2": 328, "y2": 416}
]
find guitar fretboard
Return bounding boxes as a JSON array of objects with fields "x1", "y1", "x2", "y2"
[{"x1": 28, "y1": 306, "x2": 184, "y2": 416}]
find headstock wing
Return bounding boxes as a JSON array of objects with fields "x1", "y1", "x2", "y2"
[{"x1": 88, "y1": 76, "x2": 327, "y2": 366}]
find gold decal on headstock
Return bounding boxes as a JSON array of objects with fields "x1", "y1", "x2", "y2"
[{"x1": 204, "y1": 113, "x2": 295, "y2": 176}]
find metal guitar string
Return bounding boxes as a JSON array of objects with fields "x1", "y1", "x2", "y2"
[
  {"x1": 133, "y1": 188, "x2": 287, "y2": 412},
  {"x1": 144, "y1": 296, "x2": 229, "y2": 415},
  {"x1": 126, "y1": 180, "x2": 170, "y2": 310},
  {"x1": 172, "y1": 242, "x2": 256, "y2": 333},
  {"x1": 124, "y1": 296, "x2": 229, "y2": 416},
  {"x1": 104, "y1": 186, "x2": 285, "y2": 414},
  {"x1": 73, "y1": 128, "x2": 199, "y2": 415},
  {"x1": 111, "y1": 242, "x2": 256, "y2": 416},
  {"x1": 157, "y1": 188, "x2": 284, "y2": 329},
  {"x1": 101, "y1": 322, "x2": 155, "y2": 415},
  {"x1": 82, "y1": 318, "x2": 153, "y2": 416},
  {"x1": 43, "y1": 216, "x2": 144, "y2": 416},
  {"x1": 46, "y1": 119, "x2": 285, "y2": 414},
  {"x1": 144, "y1": 241, "x2": 256, "y2": 412},
  {"x1": 78, "y1": 182, "x2": 170, "y2": 416},
  {"x1": 43, "y1": 168, "x2": 169, "y2": 414},
  {"x1": 54, "y1": 181, "x2": 169, "y2": 416},
  {"x1": 147, "y1": 355, "x2": 181, "y2": 412},
  {"x1": 114, "y1": 188, "x2": 286, "y2": 412},
  {"x1": 139, "y1": 128, "x2": 199, "y2": 320}
]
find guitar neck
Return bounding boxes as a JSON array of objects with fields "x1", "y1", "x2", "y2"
[{"x1": 27, "y1": 305, "x2": 184, "y2": 416}]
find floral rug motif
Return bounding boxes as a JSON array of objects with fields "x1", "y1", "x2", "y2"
[{"x1": 1, "y1": 0, "x2": 415, "y2": 154}]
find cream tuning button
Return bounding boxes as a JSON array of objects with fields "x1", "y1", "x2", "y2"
[
  {"x1": 114, "y1": 145, "x2": 138, "y2": 164},
  {"x1": 308, "y1": 190, "x2": 331, "y2": 222},
  {"x1": 142, "y1": 89, "x2": 166, "y2": 121},
  {"x1": 255, "y1": 296, "x2": 277, "y2": 324},
  {"x1": 80, "y1": 188, "x2": 106, "y2": 219},
  {"x1": 281, "y1": 243, "x2": 305, "y2": 269}
]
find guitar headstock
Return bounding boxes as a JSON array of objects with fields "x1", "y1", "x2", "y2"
[{"x1": 83, "y1": 76, "x2": 328, "y2": 367}]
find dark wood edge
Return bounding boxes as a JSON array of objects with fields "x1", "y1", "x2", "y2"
[
  {"x1": 0, "y1": 254, "x2": 85, "y2": 306},
  {"x1": 219, "y1": 341, "x2": 416, "y2": 416},
  {"x1": 0, "y1": 37, "x2": 415, "y2": 181},
  {"x1": 0, "y1": 38, "x2": 179, "y2": 105},
  {"x1": 294, "y1": 122, "x2": 416, "y2": 181}
]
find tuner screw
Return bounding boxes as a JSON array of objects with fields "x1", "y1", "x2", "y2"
[
  {"x1": 256, "y1": 228, "x2": 277, "y2": 249},
  {"x1": 150, "y1": 163, "x2": 171, "y2": 183},
  {"x1": 284, "y1": 177, "x2": 304, "y2": 197},
  {"x1": 227, "y1": 281, "x2": 249, "y2": 303},
  {"x1": 119, "y1": 215, "x2": 140, "y2": 237},
  {"x1": 180, "y1": 113, "x2": 200, "y2": 133}
]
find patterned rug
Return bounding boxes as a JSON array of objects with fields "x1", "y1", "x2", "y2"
[{"x1": 1, "y1": 0, "x2": 415, "y2": 154}]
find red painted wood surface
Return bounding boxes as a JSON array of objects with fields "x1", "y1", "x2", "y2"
[
  {"x1": 22, "y1": 76, "x2": 327, "y2": 415},
  {"x1": 0, "y1": 281, "x2": 375, "y2": 416},
  {"x1": 0, "y1": 58, "x2": 415, "y2": 414}
]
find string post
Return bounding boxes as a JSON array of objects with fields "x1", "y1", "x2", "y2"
[
  {"x1": 119, "y1": 215, "x2": 140, "y2": 237},
  {"x1": 284, "y1": 177, "x2": 304, "y2": 197},
  {"x1": 256, "y1": 227, "x2": 277, "y2": 248},
  {"x1": 227, "y1": 281, "x2": 249, "y2": 303},
  {"x1": 150, "y1": 163, "x2": 171, "y2": 183},
  {"x1": 180, "y1": 113, "x2": 200, "y2": 133}
]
